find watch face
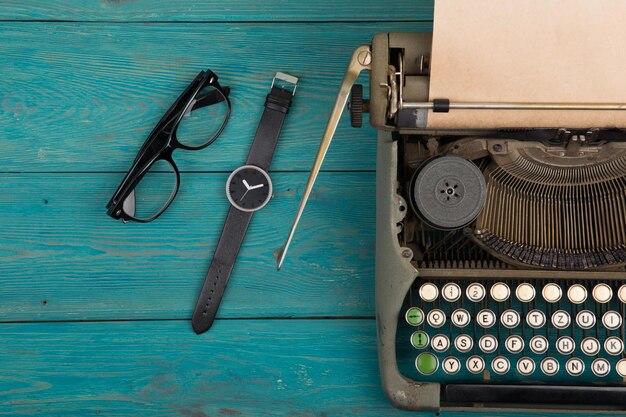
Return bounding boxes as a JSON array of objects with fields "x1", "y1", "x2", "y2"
[{"x1": 226, "y1": 165, "x2": 273, "y2": 212}]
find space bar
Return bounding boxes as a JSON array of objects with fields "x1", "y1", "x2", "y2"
[{"x1": 446, "y1": 384, "x2": 626, "y2": 406}]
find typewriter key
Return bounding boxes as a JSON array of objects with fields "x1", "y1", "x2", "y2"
[
  {"x1": 411, "y1": 331, "x2": 429, "y2": 349},
  {"x1": 616, "y1": 359, "x2": 626, "y2": 377},
  {"x1": 619, "y1": 285, "x2": 626, "y2": 303},
  {"x1": 567, "y1": 284, "x2": 587, "y2": 304},
  {"x1": 604, "y1": 336, "x2": 624, "y2": 356},
  {"x1": 479, "y1": 334, "x2": 498, "y2": 354},
  {"x1": 491, "y1": 356, "x2": 510, "y2": 375},
  {"x1": 575, "y1": 310, "x2": 596, "y2": 330},
  {"x1": 442, "y1": 356, "x2": 461, "y2": 375},
  {"x1": 490, "y1": 282, "x2": 510, "y2": 302},
  {"x1": 581, "y1": 337, "x2": 600, "y2": 356},
  {"x1": 466, "y1": 283, "x2": 486, "y2": 302},
  {"x1": 501, "y1": 309, "x2": 520, "y2": 329},
  {"x1": 466, "y1": 355, "x2": 485, "y2": 374},
  {"x1": 515, "y1": 283, "x2": 535, "y2": 302},
  {"x1": 405, "y1": 307, "x2": 424, "y2": 326},
  {"x1": 516, "y1": 357, "x2": 535, "y2": 376},
  {"x1": 565, "y1": 357, "x2": 585, "y2": 377},
  {"x1": 526, "y1": 309, "x2": 546, "y2": 329},
  {"x1": 442, "y1": 283, "x2": 461, "y2": 302},
  {"x1": 602, "y1": 310, "x2": 622, "y2": 330},
  {"x1": 427, "y1": 309, "x2": 446, "y2": 328},
  {"x1": 451, "y1": 308, "x2": 471, "y2": 328},
  {"x1": 505, "y1": 335, "x2": 524, "y2": 354},
  {"x1": 591, "y1": 358, "x2": 611, "y2": 377},
  {"x1": 551, "y1": 310, "x2": 571, "y2": 330},
  {"x1": 556, "y1": 336, "x2": 575, "y2": 355},
  {"x1": 529, "y1": 335, "x2": 548, "y2": 354},
  {"x1": 418, "y1": 283, "x2": 438, "y2": 302},
  {"x1": 540, "y1": 357, "x2": 559, "y2": 376},
  {"x1": 454, "y1": 334, "x2": 474, "y2": 353},
  {"x1": 477, "y1": 309, "x2": 496, "y2": 328},
  {"x1": 415, "y1": 352, "x2": 438, "y2": 375},
  {"x1": 542, "y1": 283, "x2": 562, "y2": 303},
  {"x1": 431, "y1": 334, "x2": 450, "y2": 352},
  {"x1": 592, "y1": 283, "x2": 613, "y2": 303}
]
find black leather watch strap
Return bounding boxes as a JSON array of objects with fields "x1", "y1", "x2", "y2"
[{"x1": 192, "y1": 73, "x2": 297, "y2": 334}]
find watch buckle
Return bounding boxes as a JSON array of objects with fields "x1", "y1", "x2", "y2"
[{"x1": 271, "y1": 72, "x2": 298, "y2": 95}]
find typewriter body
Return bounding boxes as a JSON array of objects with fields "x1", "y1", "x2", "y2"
[{"x1": 276, "y1": 30, "x2": 626, "y2": 411}]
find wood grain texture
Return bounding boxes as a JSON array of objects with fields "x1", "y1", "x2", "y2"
[
  {"x1": 0, "y1": 22, "x2": 430, "y2": 173},
  {"x1": 0, "y1": 0, "x2": 433, "y2": 22},
  {"x1": 0, "y1": 319, "x2": 608, "y2": 417},
  {"x1": 0, "y1": 172, "x2": 374, "y2": 322}
]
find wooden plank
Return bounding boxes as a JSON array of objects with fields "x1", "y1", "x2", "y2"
[
  {"x1": 0, "y1": 172, "x2": 374, "y2": 322},
  {"x1": 0, "y1": 22, "x2": 431, "y2": 173},
  {"x1": 0, "y1": 0, "x2": 433, "y2": 22},
  {"x1": 0, "y1": 319, "x2": 608, "y2": 417}
]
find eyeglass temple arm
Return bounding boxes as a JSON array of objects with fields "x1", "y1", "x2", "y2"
[
  {"x1": 274, "y1": 45, "x2": 371, "y2": 270},
  {"x1": 191, "y1": 86, "x2": 231, "y2": 112}
]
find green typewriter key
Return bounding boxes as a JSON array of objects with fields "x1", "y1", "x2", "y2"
[
  {"x1": 415, "y1": 352, "x2": 439, "y2": 375},
  {"x1": 405, "y1": 307, "x2": 424, "y2": 326},
  {"x1": 411, "y1": 330, "x2": 430, "y2": 349}
]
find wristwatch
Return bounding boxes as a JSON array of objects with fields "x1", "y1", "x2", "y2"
[{"x1": 192, "y1": 72, "x2": 298, "y2": 334}]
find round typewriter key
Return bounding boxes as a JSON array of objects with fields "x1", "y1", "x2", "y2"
[
  {"x1": 556, "y1": 336, "x2": 575, "y2": 355},
  {"x1": 526, "y1": 309, "x2": 546, "y2": 329},
  {"x1": 479, "y1": 334, "x2": 498, "y2": 354},
  {"x1": 454, "y1": 334, "x2": 474, "y2": 353},
  {"x1": 466, "y1": 283, "x2": 486, "y2": 302},
  {"x1": 529, "y1": 335, "x2": 548, "y2": 354},
  {"x1": 592, "y1": 283, "x2": 612, "y2": 304},
  {"x1": 575, "y1": 310, "x2": 596, "y2": 330},
  {"x1": 491, "y1": 356, "x2": 510, "y2": 375},
  {"x1": 442, "y1": 356, "x2": 461, "y2": 375},
  {"x1": 477, "y1": 309, "x2": 496, "y2": 328},
  {"x1": 490, "y1": 282, "x2": 510, "y2": 302},
  {"x1": 581, "y1": 337, "x2": 600, "y2": 356},
  {"x1": 602, "y1": 310, "x2": 622, "y2": 330},
  {"x1": 604, "y1": 336, "x2": 624, "y2": 356},
  {"x1": 467, "y1": 355, "x2": 485, "y2": 374},
  {"x1": 591, "y1": 358, "x2": 611, "y2": 377},
  {"x1": 551, "y1": 310, "x2": 571, "y2": 330},
  {"x1": 565, "y1": 357, "x2": 585, "y2": 377},
  {"x1": 542, "y1": 283, "x2": 562, "y2": 303},
  {"x1": 411, "y1": 331, "x2": 430, "y2": 349},
  {"x1": 415, "y1": 352, "x2": 438, "y2": 375},
  {"x1": 540, "y1": 357, "x2": 559, "y2": 376},
  {"x1": 501, "y1": 309, "x2": 520, "y2": 329},
  {"x1": 431, "y1": 334, "x2": 450, "y2": 353},
  {"x1": 617, "y1": 359, "x2": 626, "y2": 377},
  {"x1": 442, "y1": 283, "x2": 461, "y2": 302},
  {"x1": 515, "y1": 283, "x2": 535, "y2": 303},
  {"x1": 419, "y1": 283, "x2": 439, "y2": 302},
  {"x1": 405, "y1": 307, "x2": 424, "y2": 326},
  {"x1": 505, "y1": 335, "x2": 524, "y2": 354},
  {"x1": 451, "y1": 308, "x2": 471, "y2": 328},
  {"x1": 516, "y1": 357, "x2": 535, "y2": 376},
  {"x1": 619, "y1": 285, "x2": 626, "y2": 303},
  {"x1": 427, "y1": 309, "x2": 446, "y2": 328},
  {"x1": 567, "y1": 284, "x2": 587, "y2": 304}
]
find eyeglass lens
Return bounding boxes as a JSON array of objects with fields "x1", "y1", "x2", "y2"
[
  {"x1": 123, "y1": 159, "x2": 178, "y2": 221},
  {"x1": 176, "y1": 85, "x2": 230, "y2": 148}
]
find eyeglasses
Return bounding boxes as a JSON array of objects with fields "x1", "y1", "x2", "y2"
[{"x1": 107, "y1": 69, "x2": 231, "y2": 223}]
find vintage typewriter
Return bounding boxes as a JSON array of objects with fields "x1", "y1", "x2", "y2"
[{"x1": 275, "y1": 23, "x2": 626, "y2": 412}]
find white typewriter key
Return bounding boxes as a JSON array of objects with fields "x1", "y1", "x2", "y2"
[
  {"x1": 426, "y1": 309, "x2": 446, "y2": 328},
  {"x1": 602, "y1": 310, "x2": 622, "y2": 331},
  {"x1": 491, "y1": 356, "x2": 510, "y2": 375},
  {"x1": 442, "y1": 283, "x2": 461, "y2": 302},
  {"x1": 619, "y1": 285, "x2": 626, "y2": 303},
  {"x1": 604, "y1": 336, "x2": 624, "y2": 356},
  {"x1": 592, "y1": 283, "x2": 612, "y2": 304},
  {"x1": 526, "y1": 309, "x2": 546, "y2": 329},
  {"x1": 466, "y1": 355, "x2": 485, "y2": 374},
  {"x1": 516, "y1": 357, "x2": 535, "y2": 376},
  {"x1": 477, "y1": 309, "x2": 497, "y2": 328},
  {"x1": 581, "y1": 337, "x2": 600, "y2": 356},
  {"x1": 431, "y1": 334, "x2": 450, "y2": 353},
  {"x1": 542, "y1": 283, "x2": 562, "y2": 303},
  {"x1": 479, "y1": 334, "x2": 498, "y2": 354},
  {"x1": 501, "y1": 309, "x2": 520, "y2": 329},
  {"x1": 454, "y1": 334, "x2": 474, "y2": 353},
  {"x1": 617, "y1": 359, "x2": 626, "y2": 377},
  {"x1": 529, "y1": 335, "x2": 548, "y2": 354},
  {"x1": 490, "y1": 282, "x2": 510, "y2": 302},
  {"x1": 575, "y1": 310, "x2": 596, "y2": 330},
  {"x1": 515, "y1": 283, "x2": 535, "y2": 303},
  {"x1": 451, "y1": 308, "x2": 471, "y2": 328},
  {"x1": 551, "y1": 310, "x2": 571, "y2": 330},
  {"x1": 418, "y1": 283, "x2": 439, "y2": 302},
  {"x1": 466, "y1": 283, "x2": 486, "y2": 302},
  {"x1": 565, "y1": 357, "x2": 585, "y2": 377},
  {"x1": 442, "y1": 356, "x2": 461, "y2": 375},
  {"x1": 556, "y1": 336, "x2": 575, "y2": 355},
  {"x1": 567, "y1": 284, "x2": 587, "y2": 304},
  {"x1": 505, "y1": 335, "x2": 524, "y2": 354},
  {"x1": 591, "y1": 358, "x2": 611, "y2": 377},
  {"x1": 540, "y1": 357, "x2": 560, "y2": 376}
]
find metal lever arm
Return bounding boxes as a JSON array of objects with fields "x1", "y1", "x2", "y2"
[{"x1": 274, "y1": 45, "x2": 372, "y2": 270}]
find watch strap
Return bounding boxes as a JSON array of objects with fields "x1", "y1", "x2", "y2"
[{"x1": 192, "y1": 207, "x2": 252, "y2": 334}]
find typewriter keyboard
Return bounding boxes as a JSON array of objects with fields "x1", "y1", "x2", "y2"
[{"x1": 398, "y1": 279, "x2": 626, "y2": 383}]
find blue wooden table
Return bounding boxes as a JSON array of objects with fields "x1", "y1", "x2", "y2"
[{"x1": 0, "y1": 2, "x2": 613, "y2": 416}]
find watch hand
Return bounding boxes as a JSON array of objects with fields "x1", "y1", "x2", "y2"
[
  {"x1": 242, "y1": 179, "x2": 251, "y2": 190},
  {"x1": 239, "y1": 189, "x2": 250, "y2": 202},
  {"x1": 249, "y1": 183, "x2": 265, "y2": 190}
]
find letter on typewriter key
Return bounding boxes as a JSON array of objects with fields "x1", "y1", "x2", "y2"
[
  {"x1": 505, "y1": 335, "x2": 524, "y2": 354},
  {"x1": 427, "y1": 309, "x2": 446, "y2": 328},
  {"x1": 591, "y1": 358, "x2": 611, "y2": 377},
  {"x1": 556, "y1": 336, "x2": 575, "y2": 355},
  {"x1": 604, "y1": 336, "x2": 624, "y2": 356},
  {"x1": 566, "y1": 357, "x2": 585, "y2": 376},
  {"x1": 454, "y1": 334, "x2": 473, "y2": 353},
  {"x1": 451, "y1": 308, "x2": 471, "y2": 328},
  {"x1": 442, "y1": 356, "x2": 461, "y2": 375},
  {"x1": 526, "y1": 310, "x2": 546, "y2": 329},
  {"x1": 581, "y1": 337, "x2": 601, "y2": 356},
  {"x1": 479, "y1": 334, "x2": 498, "y2": 354},
  {"x1": 431, "y1": 334, "x2": 450, "y2": 353},
  {"x1": 477, "y1": 309, "x2": 496, "y2": 328},
  {"x1": 501, "y1": 309, "x2": 520, "y2": 329},
  {"x1": 602, "y1": 311, "x2": 622, "y2": 330},
  {"x1": 551, "y1": 310, "x2": 571, "y2": 330},
  {"x1": 516, "y1": 357, "x2": 535, "y2": 376},
  {"x1": 491, "y1": 356, "x2": 510, "y2": 375},
  {"x1": 529, "y1": 335, "x2": 548, "y2": 354},
  {"x1": 466, "y1": 355, "x2": 485, "y2": 374},
  {"x1": 576, "y1": 310, "x2": 596, "y2": 330},
  {"x1": 540, "y1": 357, "x2": 559, "y2": 376}
]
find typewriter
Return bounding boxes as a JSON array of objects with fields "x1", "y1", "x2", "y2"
[{"x1": 276, "y1": 27, "x2": 626, "y2": 412}]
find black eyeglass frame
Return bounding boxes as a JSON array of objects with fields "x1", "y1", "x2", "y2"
[{"x1": 106, "y1": 69, "x2": 231, "y2": 223}]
